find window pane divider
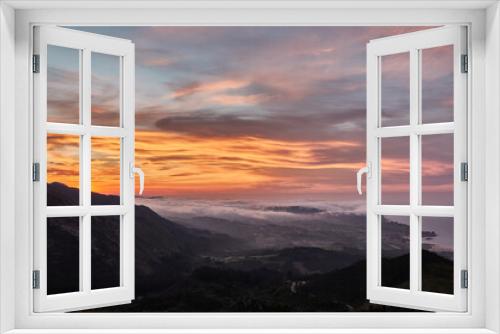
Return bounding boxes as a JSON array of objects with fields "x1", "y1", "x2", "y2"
[
  {"x1": 81, "y1": 47, "x2": 92, "y2": 295},
  {"x1": 373, "y1": 205, "x2": 454, "y2": 217},
  {"x1": 46, "y1": 205, "x2": 127, "y2": 217},
  {"x1": 409, "y1": 47, "x2": 421, "y2": 293},
  {"x1": 46, "y1": 122, "x2": 126, "y2": 137},
  {"x1": 375, "y1": 122, "x2": 454, "y2": 138}
]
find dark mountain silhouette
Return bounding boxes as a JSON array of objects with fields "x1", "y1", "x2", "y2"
[
  {"x1": 307, "y1": 250, "x2": 454, "y2": 310},
  {"x1": 47, "y1": 182, "x2": 248, "y2": 294},
  {"x1": 46, "y1": 182, "x2": 453, "y2": 312},
  {"x1": 91, "y1": 251, "x2": 448, "y2": 312},
  {"x1": 213, "y1": 246, "x2": 363, "y2": 275}
]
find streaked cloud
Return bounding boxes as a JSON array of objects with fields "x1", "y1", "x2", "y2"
[{"x1": 52, "y1": 26, "x2": 452, "y2": 202}]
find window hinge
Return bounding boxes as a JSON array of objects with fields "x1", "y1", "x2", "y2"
[
  {"x1": 461, "y1": 54, "x2": 468, "y2": 73},
  {"x1": 461, "y1": 162, "x2": 468, "y2": 182},
  {"x1": 32, "y1": 54, "x2": 40, "y2": 73},
  {"x1": 461, "y1": 269, "x2": 468, "y2": 289},
  {"x1": 32, "y1": 162, "x2": 40, "y2": 182},
  {"x1": 32, "y1": 270, "x2": 40, "y2": 289}
]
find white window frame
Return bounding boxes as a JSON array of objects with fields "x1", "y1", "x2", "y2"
[
  {"x1": 32, "y1": 26, "x2": 136, "y2": 312},
  {"x1": 0, "y1": 1, "x2": 499, "y2": 333}
]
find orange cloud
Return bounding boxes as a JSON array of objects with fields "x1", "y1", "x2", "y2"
[
  {"x1": 47, "y1": 129, "x2": 420, "y2": 200},
  {"x1": 91, "y1": 136, "x2": 121, "y2": 195},
  {"x1": 133, "y1": 130, "x2": 365, "y2": 197},
  {"x1": 47, "y1": 134, "x2": 80, "y2": 189}
]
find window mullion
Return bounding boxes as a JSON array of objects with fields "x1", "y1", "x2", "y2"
[
  {"x1": 409, "y1": 48, "x2": 421, "y2": 293},
  {"x1": 81, "y1": 48, "x2": 92, "y2": 294}
]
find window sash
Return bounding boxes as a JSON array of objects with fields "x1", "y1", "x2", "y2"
[
  {"x1": 32, "y1": 26, "x2": 136, "y2": 312},
  {"x1": 366, "y1": 25, "x2": 468, "y2": 312}
]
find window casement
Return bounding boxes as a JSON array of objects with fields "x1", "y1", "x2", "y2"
[
  {"x1": 32, "y1": 26, "x2": 140, "y2": 312},
  {"x1": 360, "y1": 25, "x2": 468, "y2": 312}
]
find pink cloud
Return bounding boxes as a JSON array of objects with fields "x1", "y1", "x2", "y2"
[
  {"x1": 210, "y1": 94, "x2": 270, "y2": 106},
  {"x1": 170, "y1": 79, "x2": 250, "y2": 99},
  {"x1": 143, "y1": 57, "x2": 174, "y2": 67}
]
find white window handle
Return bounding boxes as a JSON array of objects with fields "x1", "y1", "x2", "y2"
[
  {"x1": 130, "y1": 163, "x2": 144, "y2": 195},
  {"x1": 356, "y1": 163, "x2": 371, "y2": 195}
]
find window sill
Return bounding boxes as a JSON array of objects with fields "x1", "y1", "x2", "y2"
[{"x1": 3, "y1": 329, "x2": 497, "y2": 334}]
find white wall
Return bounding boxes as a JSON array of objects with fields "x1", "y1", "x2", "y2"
[
  {"x1": 485, "y1": 2, "x2": 500, "y2": 333},
  {"x1": 0, "y1": 2, "x2": 16, "y2": 333}
]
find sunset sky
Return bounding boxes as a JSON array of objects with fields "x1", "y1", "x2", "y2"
[{"x1": 46, "y1": 26, "x2": 454, "y2": 204}]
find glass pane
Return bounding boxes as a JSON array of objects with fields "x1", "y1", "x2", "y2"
[
  {"x1": 47, "y1": 217, "x2": 80, "y2": 295},
  {"x1": 47, "y1": 45, "x2": 80, "y2": 124},
  {"x1": 421, "y1": 134, "x2": 454, "y2": 206},
  {"x1": 47, "y1": 134, "x2": 80, "y2": 206},
  {"x1": 92, "y1": 52, "x2": 121, "y2": 127},
  {"x1": 91, "y1": 137, "x2": 121, "y2": 205},
  {"x1": 381, "y1": 52, "x2": 410, "y2": 127},
  {"x1": 421, "y1": 45, "x2": 454, "y2": 124},
  {"x1": 91, "y1": 216, "x2": 120, "y2": 290},
  {"x1": 421, "y1": 217, "x2": 454, "y2": 294},
  {"x1": 381, "y1": 215, "x2": 410, "y2": 289},
  {"x1": 381, "y1": 137, "x2": 410, "y2": 205}
]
